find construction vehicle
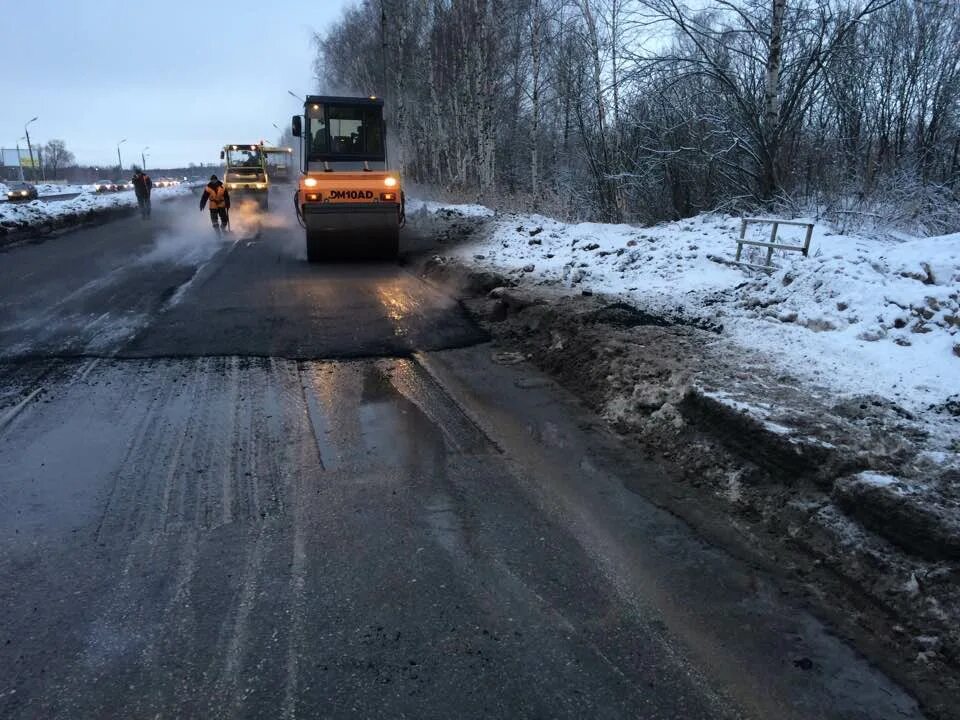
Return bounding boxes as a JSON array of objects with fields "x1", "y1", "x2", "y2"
[
  {"x1": 291, "y1": 95, "x2": 404, "y2": 261},
  {"x1": 220, "y1": 143, "x2": 269, "y2": 210},
  {"x1": 263, "y1": 146, "x2": 294, "y2": 184}
]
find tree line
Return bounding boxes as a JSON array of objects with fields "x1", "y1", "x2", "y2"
[
  {"x1": 5, "y1": 140, "x2": 76, "y2": 181},
  {"x1": 315, "y1": 0, "x2": 960, "y2": 233}
]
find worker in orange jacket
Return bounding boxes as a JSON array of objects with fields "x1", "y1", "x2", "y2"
[
  {"x1": 200, "y1": 174, "x2": 231, "y2": 233},
  {"x1": 131, "y1": 170, "x2": 153, "y2": 219}
]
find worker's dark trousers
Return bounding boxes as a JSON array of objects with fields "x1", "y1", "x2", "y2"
[
  {"x1": 137, "y1": 195, "x2": 151, "y2": 219},
  {"x1": 209, "y1": 208, "x2": 229, "y2": 230}
]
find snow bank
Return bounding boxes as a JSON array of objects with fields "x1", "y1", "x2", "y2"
[
  {"x1": 0, "y1": 182, "x2": 92, "y2": 197},
  {"x1": 33, "y1": 183, "x2": 91, "y2": 196},
  {"x1": 415, "y1": 201, "x2": 958, "y2": 444},
  {"x1": 0, "y1": 185, "x2": 192, "y2": 229},
  {"x1": 406, "y1": 198, "x2": 495, "y2": 218}
]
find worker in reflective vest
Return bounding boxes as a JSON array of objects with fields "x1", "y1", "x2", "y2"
[
  {"x1": 131, "y1": 170, "x2": 152, "y2": 219},
  {"x1": 200, "y1": 174, "x2": 231, "y2": 233}
]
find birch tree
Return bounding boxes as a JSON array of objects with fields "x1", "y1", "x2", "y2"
[{"x1": 315, "y1": 0, "x2": 960, "y2": 229}]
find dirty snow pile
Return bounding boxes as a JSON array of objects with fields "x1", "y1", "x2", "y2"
[
  {"x1": 0, "y1": 185, "x2": 192, "y2": 229},
  {"x1": 406, "y1": 198, "x2": 495, "y2": 218},
  {"x1": 416, "y1": 203, "x2": 959, "y2": 451}
]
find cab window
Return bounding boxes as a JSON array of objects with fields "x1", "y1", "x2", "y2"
[{"x1": 308, "y1": 104, "x2": 383, "y2": 158}]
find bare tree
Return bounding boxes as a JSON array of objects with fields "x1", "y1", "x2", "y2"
[
  {"x1": 314, "y1": 0, "x2": 960, "y2": 231},
  {"x1": 635, "y1": 0, "x2": 899, "y2": 202},
  {"x1": 42, "y1": 139, "x2": 75, "y2": 180}
]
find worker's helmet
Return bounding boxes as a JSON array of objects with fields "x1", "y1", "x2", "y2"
[{"x1": 210, "y1": 174, "x2": 219, "y2": 181}]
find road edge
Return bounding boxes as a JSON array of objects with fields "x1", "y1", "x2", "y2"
[{"x1": 414, "y1": 256, "x2": 958, "y2": 720}]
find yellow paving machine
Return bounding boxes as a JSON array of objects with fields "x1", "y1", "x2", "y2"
[
  {"x1": 263, "y1": 146, "x2": 294, "y2": 184},
  {"x1": 220, "y1": 143, "x2": 269, "y2": 210}
]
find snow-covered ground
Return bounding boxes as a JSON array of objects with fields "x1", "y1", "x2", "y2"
[
  {"x1": 406, "y1": 199, "x2": 495, "y2": 218},
  {"x1": 0, "y1": 182, "x2": 92, "y2": 197},
  {"x1": 0, "y1": 185, "x2": 192, "y2": 227},
  {"x1": 413, "y1": 203, "x2": 959, "y2": 454},
  {"x1": 32, "y1": 183, "x2": 91, "y2": 196}
]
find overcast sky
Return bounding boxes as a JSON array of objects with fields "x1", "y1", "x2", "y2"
[{"x1": 1, "y1": 0, "x2": 353, "y2": 169}]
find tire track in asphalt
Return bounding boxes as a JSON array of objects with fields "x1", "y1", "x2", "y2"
[
  {"x1": 283, "y1": 359, "x2": 315, "y2": 720},
  {"x1": 218, "y1": 526, "x2": 268, "y2": 715},
  {"x1": 0, "y1": 357, "x2": 101, "y2": 436}
]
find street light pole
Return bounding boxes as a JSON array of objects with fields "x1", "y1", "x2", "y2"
[
  {"x1": 24, "y1": 117, "x2": 38, "y2": 182},
  {"x1": 141, "y1": 146, "x2": 150, "y2": 171},
  {"x1": 117, "y1": 139, "x2": 127, "y2": 176},
  {"x1": 286, "y1": 92, "x2": 305, "y2": 173}
]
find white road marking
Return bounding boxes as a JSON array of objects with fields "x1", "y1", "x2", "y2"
[{"x1": 0, "y1": 387, "x2": 43, "y2": 433}]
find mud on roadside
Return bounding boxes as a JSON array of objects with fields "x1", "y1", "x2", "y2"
[{"x1": 418, "y1": 250, "x2": 960, "y2": 719}]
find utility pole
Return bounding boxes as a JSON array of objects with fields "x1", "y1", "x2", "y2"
[
  {"x1": 142, "y1": 146, "x2": 150, "y2": 171},
  {"x1": 117, "y1": 138, "x2": 127, "y2": 176},
  {"x1": 24, "y1": 117, "x2": 38, "y2": 182}
]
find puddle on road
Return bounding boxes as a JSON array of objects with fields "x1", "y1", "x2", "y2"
[
  {"x1": 358, "y1": 362, "x2": 446, "y2": 470},
  {"x1": 299, "y1": 360, "x2": 449, "y2": 474},
  {"x1": 298, "y1": 357, "x2": 496, "y2": 476}
]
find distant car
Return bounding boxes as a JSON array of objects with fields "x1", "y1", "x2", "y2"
[
  {"x1": 93, "y1": 180, "x2": 117, "y2": 192},
  {"x1": 6, "y1": 182, "x2": 38, "y2": 201}
]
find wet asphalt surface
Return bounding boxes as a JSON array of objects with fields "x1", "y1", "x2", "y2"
[{"x1": 0, "y1": 197, "x2": 927, "y2": 718}]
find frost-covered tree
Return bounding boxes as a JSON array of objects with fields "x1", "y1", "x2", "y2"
[{"x1": 314, "y1": 0, "x2": 960, "y2": 231}]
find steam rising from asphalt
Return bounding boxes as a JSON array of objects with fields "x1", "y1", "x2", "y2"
[
  {"x1": 230, "y1": 198, "x2": 295, "y2": 239},
  {"x1": 138, "y1": 194, "x2": 296, "y2": 267},
  {"x1": 138, "y1": 206, "x2": 228, "y2": 266}
]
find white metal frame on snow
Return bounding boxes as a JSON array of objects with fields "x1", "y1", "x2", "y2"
[{"x1": 735, "y1": 217, "x2": 814, "y2": 270}]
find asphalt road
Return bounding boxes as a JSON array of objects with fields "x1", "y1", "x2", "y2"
[{"x1": 0, "y1": 197, "x2": 925, "y2": 719}]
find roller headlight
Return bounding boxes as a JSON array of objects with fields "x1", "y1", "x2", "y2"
[
  {"x1": 383, "y1": 176, "x2": 397, "y2": 187},
  {"x1": 304, "y1": 177, "x2": 318, "y2": 188}
]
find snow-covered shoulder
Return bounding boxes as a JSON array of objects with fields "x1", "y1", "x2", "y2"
[
  {"x1": 406, "y1": 198, "x2": 495, "y2": 218},
  {"x1": 0, "y1": 185, "x2": 192, "y2": 227},
  {"x1": 424, "y1": 200, "x2": 958, "y2": 448}
]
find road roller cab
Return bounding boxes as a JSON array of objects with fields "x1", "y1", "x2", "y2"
[
  {"x1": 263, "y1": 146, "x2": 294, "y2": 184},
  {"x1": 292, "y1": 95, "x2": 403, "y2": 261},
  {"x1": 221, "y1": 143, "x2": 270, "y2": 210}
]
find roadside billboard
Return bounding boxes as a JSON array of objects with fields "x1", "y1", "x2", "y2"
[
  {"x1": 1, "y1": 148, "x2": 30, "y2": 168},
  {"x1": 1, "y1": 148, "x2": 39, "y2": 180}
]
